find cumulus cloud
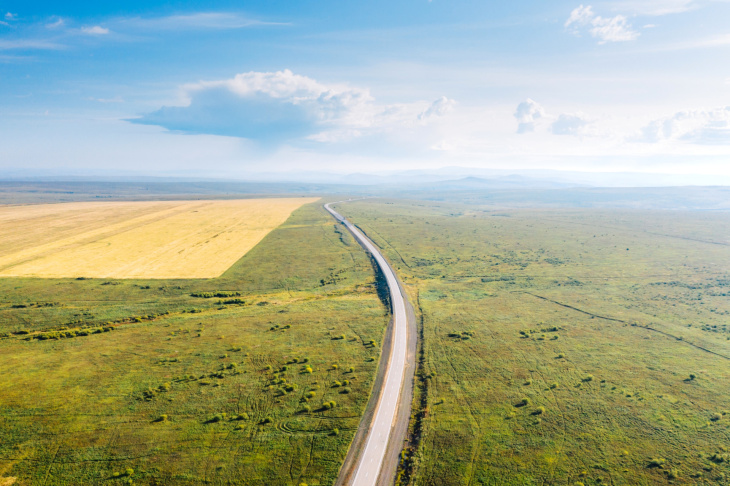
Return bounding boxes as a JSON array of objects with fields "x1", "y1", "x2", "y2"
[
  {"x1": 134, "y1": 69, "x2": 454, "y2": 146},
  {"x1": 552, "y1": 113, "x2": 590, "y2": 135},
  {"x1": 565, "y1": 5, "x2": 639, "y2": 44},
  {"x1": 514, "y1": 98, "x2": 545, "y2": 133},
  {"x1": 81, "y1": 25, "x2": 110, "y2": 35},
  {"x1": 634, "y1": 106, "x2": 730, "y2": 144},
  {"x1": 5, "y1": 12, "x2": 16, "y2": 21},
  {"x1": 418, "y1": 96, "x2": 456, "y2": 120}
]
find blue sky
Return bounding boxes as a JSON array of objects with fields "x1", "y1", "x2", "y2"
[{"x1": 1, "y1": 0, "x2": 729, "y2": 178}]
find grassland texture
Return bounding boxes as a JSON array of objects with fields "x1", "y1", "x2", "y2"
[
  {"x1": 0, "y1": 198, "x2": 318, "y2": 279},
  {"x1": 340, "y1": 200, "x2": 730, "y2": 486},
  {"x1": 0, "y1": 202, "x2": 390, "y2": 485}
]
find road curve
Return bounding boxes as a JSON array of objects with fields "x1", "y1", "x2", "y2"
[{"x1": 324, "y1": 201, "x2": 410, "y2": 486}]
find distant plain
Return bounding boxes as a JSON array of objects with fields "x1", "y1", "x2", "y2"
[{"x1": 339, "y1": 199, "x2": 730, "y2": 485}]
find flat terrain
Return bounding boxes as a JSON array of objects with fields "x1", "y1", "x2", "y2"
[
  {"x1": 0, "y1": 201, "x2": 390, "y2": 485},
  {"x1": 0, "y1": 198, "x2": 317, "y2": 279},
  {"x1": 340, "y1": 200, "x2": 730, "y2": 486}
]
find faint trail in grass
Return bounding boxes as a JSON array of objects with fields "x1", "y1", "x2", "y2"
[
  {"x1": 518, "y1": 291, "x2": 730, "y2": 361},
  {"x1": 354, "y1": 223, "x2": 411, "y2": 270}
]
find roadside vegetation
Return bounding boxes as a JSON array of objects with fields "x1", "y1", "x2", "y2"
[
  {"x1": 340, "y1": 199, "x2": 730, "y2": 485},
  {"x1": 0, "y1": 202, "x2": 389, "y2": 485}
]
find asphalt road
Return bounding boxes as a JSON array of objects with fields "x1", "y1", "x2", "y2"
[{"x1": 324, "y1": 202, "x2": 410, "y2": 486}]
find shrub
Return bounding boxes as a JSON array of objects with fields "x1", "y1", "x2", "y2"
[
  {"x1": 261, "y1": 417, "x2": 273, "y2": 424},
  {"x1": 648, "y1": 458, "x2": 665, "y2": 468},
  {"x1": 711, "y1": 413, "x2": 723, "y2": 421},
  {"x1": 515, "y1": 398, "x2": 530, "y2": 407},
  {"x1": 153, "y1": 414, "x2": 168, "y2": 423},
  {"x1": 583, "y1": 375, "x2": 594, "y2": 382},
  {"x1": 343, "y1": 380, "x2": 350, "y2": 386},
  {"x1": 331, "y1": 364, "x2": 338, "y2": 370},
  {"x1": 556, "y1": 353, "x2": 565, "y2": 359},
  {"x1": 549, "y1": 383, "x2": 558, "y2": 389},
  {"x1": 332, "y1": 381, "x2": 342, "y2": 388},
  {"x1": 341, "y1": 388, "x2": 351, "y2": 394},
  {"x1": 331, "y1": 428, "x2": 339, "y2": 436},
  {"x1": 125, "y1": 468, "x2": 134, "y2": 476},
  {"x1": 532, "y1": 406, "x2": 546, "y2": 415},
  {"x1": 306, "y1": 391, "x2": 316, "y2": 399}
]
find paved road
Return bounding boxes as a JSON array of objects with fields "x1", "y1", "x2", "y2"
[{"x1": 324, "y1": 202, "x2": 410, "y2": 486}]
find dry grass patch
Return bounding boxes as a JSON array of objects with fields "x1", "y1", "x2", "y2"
[{"x1": 0, "y1": 198, "x2": 318, "y2": 278}]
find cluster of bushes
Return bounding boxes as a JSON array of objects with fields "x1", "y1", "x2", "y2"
[
  {"x1": 220, "y1": 298, "x2": 246, "y2": 305},
  {"x1": 269, "y1": 324, "x2": 291, "y2": 331},
  {"x1": 142, "y1": 382, "x2": 171, "y2": 401},
  {"x1": 480, "y1": 276, "x2": 515, "y2": 283},
  {"x1": 322, "y1": 401, "x2": 337, "y2": 410},
  {"x1": 448, "y1": 330, "x2": 475, "y2": 340},
  {"x1": 191, "y1": 291, "x2": 241, "y2": 298},
  {"x1": 10, "y1": 301, "x2": 60, "y2": 309},
  {"x1": 25, "y1": 326, "x2": 115, "y2": 341}
]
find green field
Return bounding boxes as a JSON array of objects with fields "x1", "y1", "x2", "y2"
[
  {"x1": 0, "y1": 202, "x2": 389, "y2": 485},
  {"x1": 337, "y1": 200, "x2": 730, "y2": 486}
]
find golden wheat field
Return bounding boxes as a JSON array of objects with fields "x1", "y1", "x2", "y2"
[{"x1": 0, "y1": 198, "x2": 318, "y2": 278}]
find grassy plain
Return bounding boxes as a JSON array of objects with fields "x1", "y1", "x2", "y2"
[
  {"x1": 338, "y1": 200, "x2": 730, "y2": 486},
  {"x1": 0, "y1": 201, "x2": 389, "y2": 485},
  {"x1": 0, "y1": 198, "x2": 317, "y2": 279}
]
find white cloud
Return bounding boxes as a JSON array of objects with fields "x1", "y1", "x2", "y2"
[
  {"x1": 565, "y1": 5, "x2": 639, "y2": 44},
  {"x1": 633, "y1": 106, "x2": 730, "y2": 144},
  {"x1": 514, "y1": 98, "x2": 546, "y2": 133},
  {"x1": 0, "y1": 39, "x2": 63, "y2": 50},
  {"x1": 5, "y1": 12, "x2": 16, "y2": 21},
  {"x1": 135, "y1": 69, "x2": 453, "y2": 146},
  {"x1": 46, "y1": 18, "x2": 65, "y2": 29},
  {"x1": 122, "y1": 12, "x2": 286, "y2": 31},
  {"x1": 81, "y1": 26, "x2": 110, "y2": 35},
  {"x1": 552, "y1": 113, "x2": 590, "y2": 135},
  {"x1": 418, "y1": 96, "x2": 456, "y2": 120}
]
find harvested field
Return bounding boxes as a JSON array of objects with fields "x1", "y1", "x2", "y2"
[{"x1": 0, "y1": 198, "x2": 318, "y2": 278}]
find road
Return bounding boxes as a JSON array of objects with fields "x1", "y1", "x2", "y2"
[{"x1": 324, "y1": 201, "x2": 411, "y2": 486}]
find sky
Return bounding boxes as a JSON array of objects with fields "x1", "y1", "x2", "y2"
[{"x1": 1, "y1": 0, "x2": 729, "y2": 179}]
